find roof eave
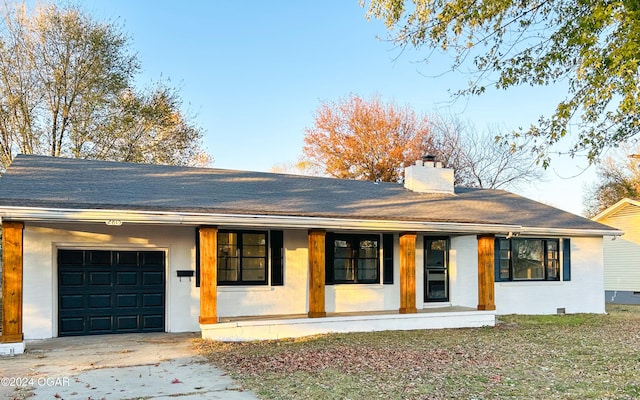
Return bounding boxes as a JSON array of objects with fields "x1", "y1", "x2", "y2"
[
  {"x1": 592, "y1": 198, "x2": 640, "y2": 221},
  {"x1": 0, "y1": 206, "x2": 619, "y2": 237}
]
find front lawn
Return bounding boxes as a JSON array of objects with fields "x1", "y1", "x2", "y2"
[{"x1": 197, "y1": 305, "x2": 640, "y2": 399}]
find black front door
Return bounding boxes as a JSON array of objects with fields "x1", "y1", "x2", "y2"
[
  {"x1": 424, "y1": 238, "x2": 449, "y2": 302},
  {"x1": 58, "y1": 250, "x2": 165, "y2": 336}
]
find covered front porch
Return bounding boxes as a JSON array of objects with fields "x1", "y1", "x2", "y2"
[
  {"x1": 198, "y1": 228, "x2": 498, "y2": 342},
  {"x1": 204, "y1": 306, "x2": 496, "y2": 341}
]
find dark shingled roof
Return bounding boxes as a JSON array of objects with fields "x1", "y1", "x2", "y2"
[{"x1": 0, "y1": 154, "x2": 616, "y2": 232}]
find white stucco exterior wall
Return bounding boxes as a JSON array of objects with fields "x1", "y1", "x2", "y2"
[
  {"x1": 22, "y1": 222, "x2": 200, "y2": 340},
  {"x1": 217, "y1": 230, "x2": 309, "y2": 317},
  {"x1": 326, "y1": 233, "x2": 402, "y2": 313},
  {"x1": 494, "y1": 236, "x2": 605, "y2": 315},
  {"x1": 449, "y1": 235, "x2": 479, "y2": 309},
  {"x1": 19, "y1": 221, "x2": 606, "y2": 341}
]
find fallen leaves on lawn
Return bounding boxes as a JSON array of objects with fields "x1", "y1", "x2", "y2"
[
  {"x1": 198, "y1": 305, "x2": 640, "y2": 400},
  {"x1": 204, "y1": 342, "x2": 502, "y2": 379}
]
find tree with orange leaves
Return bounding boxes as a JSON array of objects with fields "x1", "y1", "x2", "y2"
[
  {"x1": 302, "y1": 95, "x2": 543, "y2": 189},
  {"x1": 303, "y1": 94, "x2": 434, "y2": 182}
]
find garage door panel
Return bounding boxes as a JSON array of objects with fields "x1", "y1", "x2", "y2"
[
  {"x1": 60, "y1": 294, "x2": 84, "y2": 310},
  {"x1": 88, "y1": 294, "x2": 112, "y2": 309},
  {"x1": 115, "y1": 251, "x2": 139, "y2": 266},
  {"x1": 58, "y1": 250, "x2": 165, "y2": 336},
  {"x1": 142, "y1": 293, "x2": 164, "y2": 307},
  {"x1": 89, "y1": 271, "x2": 112, "y2": 286},
  {"x1": 60, "y1": 317, "x2": 84, "y2": 334},
  {"x1": 59, "y1": 250, "x2": 84, "y2": 266},
  {"x1": 60, "y1": 271, "x2": 84, "y2": 287},
  {"x1": 116, "y1": 293, "x2": 138, "y2": 308},
  {"x1": 143, "y1": 315, "x2": 164, "y2": 329},
  {"x1": 116, "y1": 315, "x2": 139, "y2": 330},
  {"x1": 142, "y1": 271, "x2": 163, "y2": 285},
  {"x1": 89, "y1": 316, "x2": 113, "y2": 331},
  {"x1": 116, "y1": 271, "x2": 138, "y2": 285},
  {"x1": 141, "y1": 251, "x2": 164, "y2": 266},
  {"x1": 87, "y1": 251, "x2": 111, "y2": 266}
]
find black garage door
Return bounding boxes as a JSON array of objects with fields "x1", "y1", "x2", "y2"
[{"x1": 58, "y1": 250, "x2": 165, "y2": 336}]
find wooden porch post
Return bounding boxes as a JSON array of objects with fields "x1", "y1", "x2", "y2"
[
  {"x1": 308, "y1": 230, "x2": 326, "y2": 318},
  {"x1": 1, "y1": 221, "x2": 24, "y2": 343},
  {"x1": 399, "y1": 232, "x2": 417, "y2": 314},
  {"x1": 199, "y1": 226, "x2": 218, "y2": 324},
  {"x1": 477, "y1": 234, "x2": 496, "y2": 311}
]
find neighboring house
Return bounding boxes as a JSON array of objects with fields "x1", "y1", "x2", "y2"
[
  {"x1": 0, "y1": 155, "x2": 620, "y2": 355},
  {"x1": 592, "y1": 198, "x2": 640, "y2": 304}
]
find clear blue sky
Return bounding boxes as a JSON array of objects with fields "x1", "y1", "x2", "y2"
[{"x1": 81, "y1": 0, "x2": 596, "y2": 215}]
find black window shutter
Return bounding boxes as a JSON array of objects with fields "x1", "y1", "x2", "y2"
[
  {"x1": 195, "y1": 227, "x2": 201, "y2": 287},
  {"x1": 270, "y1": 231, "x2": 284, "y2": 286},
  {"x1": 325, "y1": 233, "x2": 335, "y2": 285},
  {"x1": 562, "y1": 238, "x2": 571, "y2": 281},
  {"x1": 383, "y1": 234, "x2": 394, "y2": 284},
  {"x1": 494, "y1": 238, "x2": 502, "y2": 282}
]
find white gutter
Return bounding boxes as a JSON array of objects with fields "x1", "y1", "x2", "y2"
[
  {"x1": 0, "y1": 206, "x2": 621, "y2": 237},
  {"x1": 518, "y1": 226, "x2": 623, "y2": 238}
]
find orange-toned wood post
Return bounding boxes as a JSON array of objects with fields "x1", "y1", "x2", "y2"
[
  {"x1": 1, "y1": 221, "x2": 24, "y2": 343},
  {"x1": 477, "y1": 234, "x2": 496, "y2": 311},
  {"x1": 399, "y1": 232, "x2": 417, "y2": 314},
  {"x1": 199, "y1": 226, "x2": 218, "y2": 324},
  {"x1": 308, "y1": 230, "x2": 326, "y2": 318}
]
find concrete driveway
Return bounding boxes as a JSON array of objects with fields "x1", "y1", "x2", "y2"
[{"x1": 0, "y1": 332, "x2": 259, "y2": 399}]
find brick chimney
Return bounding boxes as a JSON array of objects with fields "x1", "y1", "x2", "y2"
[{"x1": 403, "y1": 155, "x2": 455, "y2": 194}]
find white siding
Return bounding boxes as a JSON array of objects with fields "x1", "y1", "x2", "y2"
[
  {"x1": 495, "y1": 237, "x2": 605, "y2": 315},
  {"x1": 599, "y1": 204, "x2": 640, "y2": 292}
]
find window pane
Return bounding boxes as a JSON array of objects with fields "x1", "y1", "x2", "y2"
[
  {"x1": 329, "y1": 235, "x2": 380, "y2": 284},
  {"x1": 218, "y1": 233, "x2": 238, "y2": 259},
  {"x1": 512, "y1": 239, "x2": 544, "y2": 280},
  {"x1": 334, "y1": 240, "x2": 352, "y2": 258},
  {"x1": 218, "y1": 232, "x2": 237, "y2": 245},
  {"x1": 547, "y1": 259, "x2": 559, "y2": 280},
  {"x1": 242, "y1": 258, "x2": 265, "y2": 281},
  {"x1": 500, "y1": 239, "x2": 510, "y2": 250},
  {"x1": 358, "y1": 240, "x2": 378, "y2": 259},
  {"x1": 357, "y1": 259, "x2": 378, "y2": 281},
  {"x1": 218, "y1": 244, "x2": 238, "y2": 258},
  {"x1": 218, "y1": 257, "x2": 239, "y2": 281},
  {"x1": 426, "y1": 239, "x2": 446, "y2": 267},
  {"x1": 500, "y1": 259, "x2": 510, "y2": 280},
  {"x1": 426, "y1": 269, "x2": 447, "y2": 299},
  {"x1": 499, "y1": 239, "x2": 510, "y2": 280},
  {"x1": 242, "y1": 233, "x2": 266, "y2": 257},
  {"x1": 546, "y1": 240, "x2": 560, "y2": 280},
  {"x1": 334, "y1": 259, "x2": 354, "y2": 282},
  {"x1": 242, "y1": 245, "x2": 265, "y2": 257},
  {"x1": 243, "y1": 233, "x2": 266, "y2": 246}
]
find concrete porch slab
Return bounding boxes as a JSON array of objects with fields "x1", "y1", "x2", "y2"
[{"x1": 203, "y1": 308, "x2": 496, "y2": 341}]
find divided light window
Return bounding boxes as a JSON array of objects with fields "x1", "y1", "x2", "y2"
[
  {"x1": 327, "y1": 234, "x2": 380, "y2": 284},
  {"x1": 498, "y1": 238, "x2": 560, "y2": 281},
  {"x1": 217, "y1": 231, "x2": 267, "y2": 285}
]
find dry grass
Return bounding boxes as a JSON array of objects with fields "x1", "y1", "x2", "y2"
[{"x1": 197, "y1": 304, "x2": 640, "y2": 399}]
